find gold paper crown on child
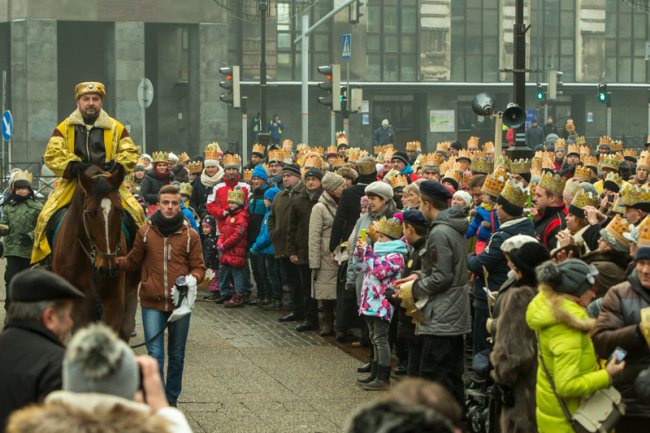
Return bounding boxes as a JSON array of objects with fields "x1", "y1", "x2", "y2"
[
  {"x1": 481, "y1": 166, "x2": 509, "y2": 198},
  {"x1": 599, "y1": 136, "x2": 612, "y2": 147},
  {"x1": 582, "y1": 154, "x2": 599, "y2": 169},
  {"x1": 242, "y1": 169, "x2": 253, "y2": 182},
  {"x1": 442, "y1": 164, "x2": 463, "y2": 186},
  {"x1": 571, "y1": 187, "x2": 598, "y2": 210},
  {"x1": 282, "y1": 139, "x2": 294, "y2": 151},
  {"x1": 499, "y1": 179, "x2": 529, "y2": 208},
  {"x1": 436, "y1": 141, "x2": 450, "y2": 154},
  {"x1": 152, "y1": 151, "x2": 169, "y2": 163},
  {"x1": 204, "y1": 142, "x2": 222, "y2": 161},
  {"x1": 574, "y1": 165, "x2": 595, "y2": 182},
  {"x1": 179, "y1": 182, "x2": 192, "y2": 197},
  {"x1": 188, "y1": 161, "x2": 203, "y2": 174},
  {"x1": 373, "y1": 217, "x2": 403, "y2": 240},
  {"x1": 406, "y1": 140, "x2": 422, "y2": 152},
  {"x1": 252, "y1": 143, "x2": 266, "y2": 155},
  {"x1": 636, "y1": 216, "x2": 650, "y2": 249},
  {"x1": 510, "y1": 158, "x2": 531, "y2": 175},
  {"x1": 12, "y1": 170, "x2": 33, "y2": 185},
  {"x1": 223, "y1": 153, "x2": 242, "y2": 168},
  {"x1": 538, "y1": 171, "x2": 567, "y2": 197},
  {"x1": 327, "y1": 145, "x2": 338, "y2": 156},
  {"x1": 227, "y1": 187, "x2": 245, "y2": 204},
  {"x1": 336, "y1": 131, "x2": 349, "y2": 146},
  {"x1": 268, "y1": 149, "x2": 282, "y2": 163},
  {"x1": 610, "y1": 140, "x2": 624, "y2": 153},
  {"x1": 178, "y1": 152, "x2": 190, "y2": 163},
  {"x1": 604, "y1": 215, "x2": 631, "y2": 249},
  {"x1": 467, "y1": 136, "x2": 480, "y2": 150},
  {"x1": 567, "y1": 143, "x2": 580, "y2": 156}
]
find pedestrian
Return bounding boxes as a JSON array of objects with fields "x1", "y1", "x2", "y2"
[
  {"x1": 190, "y1": 144, "x2": 224, "y2": 219},
  {"x1": 0, "y1": 269, "x2": 84, "y2": 431},
  {"x1": 250, "y1": 187, "x2": 283, "y2": 310},
  {"x1": 266, "y1": 149, "x2": 285, "y2": 189},
  {"x1": 451, "y1": 190, "x2": 471, "y2": 214},
  {"x1": 206, "y1": 153, "x2": 249, "y2": 233},
  {"x1": 309, "y1": 172, "x2": 346, "y2": 336},
  {"x1": 116, "y1": 184, "x2": 205, "y2": 406},
  {"x1": 0, "y1": 171, "x2": 43, "y2": 311},
  {"x1": 391, "y1": 152, "x2": 420, "y2": 183},
  {"x1": 249, "y1": 112, "x2": 262, "y2": 144},
  {"x1": 268, "y1": 114, "x2": 284, "y2": 145},
  {"x1": 132, "y1": 163, "x2": 146, "y2": 194},
  {"x1": 372, "y1": 119, "x2": 395, "y2": 147},
  {"x1": 140, "y1": 152, "x2": 174, "y2": 208},
  {"x1": 168, "y1": 152, "x2": 189, "y2": 183},
  {"x1": 401, "y1": 181, "x2": 422, "y2": 211},
  {"x1": 543, "y1": 116, "x2": 558, "y2": 138},
  {"x1": 345, "y1": 399, "x2": 455, "y2": 433},
  {"x1": 525, "y1": 118, "x2": 545, "y2": 148},
  {"x1": 533, "y1": 171, "x2": 567, "y2": 250},
  {"x1": 355, "y1": 216, "x2": 407, "y2": 390},
  {"x1": 465, "y1": 175, "x2": 500, "y2": 255},
  {"x1": 243, "y1": 144, "x2": 265, "y2": 170},
  {"x1": 246, "y1": 165, "x2": 269, "y2": 305},
  {"x1": 200, "y1": 215, "x2": 220, "y2": 301},
  {"x1": 527, "y1": 259, "x2": 625, "y2": 433}
]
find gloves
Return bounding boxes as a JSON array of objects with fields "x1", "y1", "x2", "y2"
[
  {"x1": 19, "y1": 233, "x2": 32, "y2": 246},
  {"x1": 70, "y1": 161, "x2": 91, "y2": 178},
  {"x1": 169, "y1": 275, "x2": 198, "y2": 322},
  {"x1": 101, "y1": 161, "x2": 123, "y2": 174},
  {"x1": 639, "y1": 307, "x2": 650, "y2": 348},
  {"x1": 249, "y1": 248, "x2": 258, "y2": 256}
]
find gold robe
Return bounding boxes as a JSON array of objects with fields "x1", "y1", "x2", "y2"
[{"x1": 31, "y1": 109, "x2": 146, "y2": 264}]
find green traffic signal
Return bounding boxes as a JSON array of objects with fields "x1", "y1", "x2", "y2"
[
  {"x1": 598, "y1": 84, "x2": 607, "y2": 104},
  {"x1": 536, "y1": 83, "x2": 544, "y2": 101}
]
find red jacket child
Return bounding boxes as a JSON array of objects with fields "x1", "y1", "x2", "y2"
[
  {"x1": 217, "y1": 192, "x2": 249, "y2": 268},
  {"x1": 206, "y1": 170, "x2": 249, "y2": 232}
]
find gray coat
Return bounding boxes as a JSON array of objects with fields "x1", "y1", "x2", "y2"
[
  {"x1": 413, "y1": 206, "x2": 471, "y2": 336},
  {"x1": 308, "y1": 191, "x2": 339, "y2": 300}
]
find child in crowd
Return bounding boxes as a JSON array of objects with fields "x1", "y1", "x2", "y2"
[
  {"x1": 360, "y1": 195, "x2": 369, "y2": 216},
  {"x1": 466, "y1": 191, "x2": 499, "y2": 254},
  {"x1": 451, "y1": 190, "x2": 472, "y2": 215},
  {"x1": 250, "y1": 187, "x2": 283, "y2": 310},
  {"x1": 217, "y1": 187, "x2": 251, "y2": 308},
  {"x1": 355, "y1": 216, "x2": 407, "y2": 391},
  {"x1": 201, "y1": 215, "x2": 220, "y2": 301}
]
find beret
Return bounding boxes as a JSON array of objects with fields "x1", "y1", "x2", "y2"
[
  {"x1": 365, "y1": 181, "x2": 394, "y2": 201},
  {"x1": 9, "y1": 269, "x2": 85, "y2": 303},
  {"x1": 420, "y1": 180, "x2": 452, "y2": 201},
  {"x1": 402, "y1": 209, "x2": 427, "y2": 227}
]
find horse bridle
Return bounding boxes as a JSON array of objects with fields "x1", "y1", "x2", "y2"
[{"x1": 77, "y1": 198, "x2": 121, "y2": 264}]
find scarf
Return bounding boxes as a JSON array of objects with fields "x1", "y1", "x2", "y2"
[
  {"x1": 152, "y1": 168, "x2": 171, "y2": 181},
  {"x1": 201, "y1": 168, "x2": 223, "y2": 187},
  {"x1": 374, "y1": 239, "x2": 408, "y2": 256},
  {"x1": 151, "y1": 211, "x2": 184, "y2": 237}
]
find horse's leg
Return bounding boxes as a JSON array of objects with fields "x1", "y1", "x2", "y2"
[
  {"x1": 120, "y1": 270, "x2": 140, "y2": 342},
  {"x1": 97, "y1": 274, "x2": 126, "y2": 337}
]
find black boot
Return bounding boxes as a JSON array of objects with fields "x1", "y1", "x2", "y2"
[
  {"x1": 362, "y1": 364, "x2": 391, "y2": 390},
  {"x1": 357, "y1": 362, "x2": 371, "y2": 373},
  {"x1": 356, "y1": 361, "x2": 377, "y2": 384}
]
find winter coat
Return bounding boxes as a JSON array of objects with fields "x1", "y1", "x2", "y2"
[
  {"x1": 202, "y1": 232, "x2": 219, "y2": 269},
  {"x1": 526, "y1": 290, "x2": 611, "y2": 433},
  {"x1": 117, "y1": 219, "x2": 206, "y2": 312},
  {"x1": 267, "y1": 173, "x2": 283, "y2": 189},
  {"x1": 139, "y1": 171, "x2": 173, "y2": 205},
  {"x1": 217, "y1": 207, "x2": 249, "y2": 268},
  {"x1": 490, "y1": 285, "x2": 538, "y2": 433},
  {"x1": 535, "y1": 204, "x2": 567, "y2": 250},
  {"x1": 372, "y1": 126, "x2": 395, "y2": 146},
  {"x1": 592, "y1": 271, "x2": 650, "y2": 418},
  {"x1": 0, "y1": 320, "x2": 64, "y2": 432},
  {"x1": 206, "y1": 175, "x2": 249, "y2": 232},
  {"x1": 308, "y1": 191, "x2": 339, "y2": 300},
  {"x1": 251, "y1": 208, "x2": 274, "y2": 256},
  {"x1": 171, "y1": 164, "x2": 189, "y2": 183},
  {"x1": 189, "y1": 179, "x2": 213, "y2": 219},
  {"x1": 581, "y1": 249, "x2": 631, "y2": 298},
  {"x1": 268, "y1": 182, "x2": 304, "y2": 259},
  {"x1": 0, "y1": 198, "x2": 43, "y2": 259},
  {"x1": 525, "y1": 124, "x2": 545, "y2": 147},
  {"x1": 287, "y1": 188, "x2": 321, "y2": 265},
  {"x1": 329, "y1": 174, "x2": 376, "y2": 253},
  {"x1": 466, "y1": 203, "x2": 499, "y2": 243},
  {"x1": 180, "y1": 200, "x2": 199, "y2": 232},
  {"x1": 467, "y1": 217, "x2": 536, "y2": 305},
  {"x1": 247, "y1": 185, "x2": 268, "y2": 246},
  {"x1": 412, "y1": 206, "x2": 471, "y2": 336},
  {"x1": 356, "y1": 240, "x2": 407, "y2": 321}
]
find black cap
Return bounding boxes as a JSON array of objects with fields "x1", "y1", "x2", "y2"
[
  {"x1": 282, "y1": 163, "x2": 302, "y2": 178},
  {"x1": 450, "y1": 141, "x2": 462, "y2": 151},
  {"x1": 420, "y1": 180, "x2": 452, "y2": 201},
  {"x1": 9, "y1": 269, "x2": 85, "y2": 303},
  {"x1": 391, "y1": 152, "x2": 410, "y2": 166},
  {"x1": 304, "y1": 167, "x2": 324, "y2": 181},
  {"x1": 402, "y1": 209, "x2": 427, "y2": 227}
]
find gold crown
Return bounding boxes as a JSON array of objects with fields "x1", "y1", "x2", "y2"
[
  {"x1": 470, "y1": 155, "x2": 494, "y2": 174},
  {"x1": 282, "y1": 139, "x2": 294, "y2": 151},
  {"x1": 604, "y1": 172, "x2": 623, "y2": 190},
  {"x1": 179, "y1": 182, "x2": 192, "y2": 197},
  {"x1": 227, "y1": 187, "x2": 246, "y2": 204},
  {"x1": 268, "y1": 149, "x2": 282, "y2": 163},
  {"x1": 242, "y1": 169, "x2": 253, "y2": 182},
  {"x1": 604, "y1": 215, "x2": 631, "y2": 249},
  {"x1": 223, "y1": 153, "x2": 242, "y2": 168},
  {"x1": 347, "y1": 147, "x2": 361, "y2": 163},
  {"x1": 389, "y1": 173, "x2": 408, "y2": 189},
  {"x1": 576, "y1": 136, "x2": 587, "y2": 146},
  {"x1": 204, "y1": 142, "x2": 222, "y2": 161},
  {"x1": 555, "y1": 138, "x2": 566, "y2": 151},
  {"x1": 373, "y1": 216, "x2": 403, "y2": 240},
  {"x1": 406, "y1": 140, "x2": 421, "y2": 152},
  {"x1": 436, "y1": 141, "x2": 450, "y2": 154},
  {"x1": 571, "y1": 187, "x2": 598, "y2": 210},
  {"x1": 178, "y1": 152, "x2": 190, "y2": 163},
  {"x1": 638, "y1": 152, "x2": 650, "y2": 169},
  {"x1": 582, "y1": 154, "x2": 599, "y2": 169},
  {"x1": 467, "y1": 136, "x2": 480, "y2": 150},
  {"x1": 152, "y1": 151, "x2": 169, "y2": 163},
  {"x1": 495, "y1": 155, "x2": 511, "y2": 169},
  {"x1": 637, "y1": 216, "x2": 650, "y2": 249},
  {"x1": 457, "y1": 149, "x2": 472, "y2": 161},
  {"x1": 335, "y1": 131, "x2": 349, "y2": 146},
  {"x1": 374, "y1": 144, "x2": 394, "y2": 156},
  {"x1": 280, "y1": 148, "x2": 293, "y2": 163},
  {"x1": 538, "y1": 171, "x2": 567, "y2": 197},
  {"x1": 252, "y1": 143, "x2": 266, "y2": 155},
  {"x1": 600, "y1": 154, "x2": 622, "y2": 171},
  {"x1": 531, "y1": 155, "x2": 543, "y2": 174},
  {"x1": 327, "y1": 145, "x2": 338, "y2": 156},
  {"x1": 623, "y1": 149, "x2": 638, "y2": 160},
  {"x1": 481, "y1": 166, "x2": 509, "y2": 197},
  {"x1": 574, "y1": 165, "x2": 595, "y2": 182},
  {"x1": 188, "y1": 161, "x2": 203, "y2": 174},
  {"x1": 611, "y1": 140, "x2": 624, "y2": 153},
  {"x1": 599, "y1": 136, "x2": 612, "y2": 147},
  {"x1": 311, "y1": 146, "x2": 324, "y2": 156},
  {"x1": 510, "y1": 158, "x2": 530, "y2": 175},
  {"x1": 301, "y1": 151, "x2": 324, "y2": 169},
  {"x1": 330, "y1": 156, "x2": 346, "y2": 168},
  {"x1": 75, "y1": 81, "x2": 106, "y2": 99},
  {"x1": 499, "y1": 179, "x2": 529, "y2": 208},
  {"x1": 535, "y1": 151, "x2": 554, "y2": 171},
  {"x1": 580, "y1": 145, "x2": 592, "y2": 157},
  {"x1": 619, "y1": 185, "x2": 650, "y2": 207},
  {"x1": 567, "y1": 143, "x2": 580, "y2": 156},
  {"x1": 483, "y1": 141, "x2": 495, "y2": 153},
  {"x1": 382, "y1": 148, "x2": 395, "y2": 162},
  {"x1": 442, "y1": 164, "x2": 463, "y2": 187},
  {"x1": 12, "y1": 170, "x2": 33, "y2": 185},
  {"x1": 420, "y1": 152, "x2": 443, "y2": 168},
  {"x1": 136, "y1": 156, "x2": 150, "y2": 166}
]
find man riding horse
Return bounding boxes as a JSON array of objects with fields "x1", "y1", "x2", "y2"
[{"x1": 31, "y1": 81, "x2": 146, "y2": 265}]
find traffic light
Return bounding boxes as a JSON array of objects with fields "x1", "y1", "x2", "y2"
[
  {"x1": 536, "y1": 83, "x2": 546, "y2": 101},
  {"x1": 350, "y1": 0, "x2": 364, "y2": 24},
  {"x1": 317, "y1": 64, "x2": 341, "y2": 112},
  {"x1": 598, "y1": 83, "x2": 608, "y2": 104},
  {"x1": 219, "y1": 66, "x2": 240, "y2": 108},
  {"x1": 548, "y1": 70, "x2": 563, "y2": 100}
]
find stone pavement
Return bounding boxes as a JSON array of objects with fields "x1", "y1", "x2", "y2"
[{"x1": 0, "y1": 261, "x2": 378, "y2": 433}]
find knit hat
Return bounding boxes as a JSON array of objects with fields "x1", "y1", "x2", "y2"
[
  {"x1": 263, "y1": 187, "x2": 280, "y2": 202},
  {"x1": 322, "y1": 172, "x2": 345, "y2": 192},
  {"x1": 63, "y1": 323, "x2": 139, "y2": 401},
  {"x1": 501, "y1": 234, "x2": 539, "y2": 254},
  {"x1": 304, "y1": 167, "x2": 324, "y2": 181},
  {"x1": 453, "y1": 190, "x2": 472, "y2": 208},
  {"x1": 450, "y1": 140, "x2": 463, "y2": 151},
  {"x1": 202, "y1": 215, "x2": 216, "y2": 230},
  {"x1": 134, "y1": 164, "x2": 145, "y2": 172},
  {"x1": 536, "y1": 259, "x2": 599, "y2": 296},
  {"x1": 356, "y1": 155, "x2": 377, "y2": 176},
  {"x1": 509, "y1": 242, "x2": 550, "y2": 279},
  {"x1": 252, "y1": 165, "x2": 268, "y2": 181},
  {"x1": 391, "y1": 152, "x2": 410, "y2": 166},
  {"x1": 365, "y1": 181, "x2": 394, "y2": 201},
  {"x1": 282, "y1": 163, "x2": 302, "y2": 178}
]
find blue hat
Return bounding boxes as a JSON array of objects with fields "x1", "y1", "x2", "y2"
[
  {"x1": 264, "y1": 187, "x2": 280, "y2": 202},
  {"x1": 252, "y1": 165, "x2": 268, "y2": 181},
  {"x1": 402, "y1": 209, "x2": 426, "y2": 227},
  {"x1": 420, "y1": 180, "x2": 452, "y2": 201}
]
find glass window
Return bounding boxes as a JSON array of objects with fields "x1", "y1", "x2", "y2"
[{"x1": 367, "y1": 53, "x2": 381, "y2": 81}]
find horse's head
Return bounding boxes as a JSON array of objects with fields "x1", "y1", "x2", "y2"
[{"x1": 78, "y1": 166, "x2": 125, "y2": 277}]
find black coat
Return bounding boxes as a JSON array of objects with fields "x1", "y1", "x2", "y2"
[
  {"x1": 328, "y1": 174, "x2": 376, "y2": 253},
  {"x1": 0, "y1": 320, "x2": 65, "y2": 432},
  {"x1": 287, "y1": 188, "x2": 321, "y2": 265},
  {"x1": 139, "y1": 171, "x2": 173, "y2": 205},
  {"x1": 189, "y1": 178, "x2": 214, "y2": 219}
]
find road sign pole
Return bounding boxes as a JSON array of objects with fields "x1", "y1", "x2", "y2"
[
  {"x1": 331, "y1": 111, "x2": 335, "y2": 146},
  {"x1": 1, "y1": 71, "x2": 6, "y2": 185},
  {"x1": 341, "y1": 34, "x2": 351, "y2": 136},
  {"x1": 241, "y1": 96, "x2": 248, "y2": 163},
  {"x1": 301, "y1": 15, "x2": 309, "y2": 145},
  {"x1": 142, "y1": 103, "x2": 146, "y2": 154}
]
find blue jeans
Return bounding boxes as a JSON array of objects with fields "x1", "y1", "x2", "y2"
[
  {"x1": 264, "y1": 255, "x2": 282, "y2": 300},
  {"x1": 142, "y1": 308, "x2": 191, "y2": 404},
  {"x1": 218, "y1": 263, "x2": 251, "y2": 296}
]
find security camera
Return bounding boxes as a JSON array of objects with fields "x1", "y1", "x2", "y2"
[{"x1": 472, "y1": 93, "x2": 495, "y2": 117}]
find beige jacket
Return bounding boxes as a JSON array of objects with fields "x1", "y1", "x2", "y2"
[{"x1": 308, "y1": 191, "x2": 339, "y2": 300}]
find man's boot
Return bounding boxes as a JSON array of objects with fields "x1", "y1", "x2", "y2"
[
  {"x1": 362, "y1": 364, "x2": 391, "y2": 390},
  {"x1": 320, "y1": 302, "x2": 334, "y2": 336},
  {"x1": 356, "y1": 361, "x2": 377, "y2": 384},
  {"x1": 357, "y1": 362, "x2": 371, "y2": 373}
]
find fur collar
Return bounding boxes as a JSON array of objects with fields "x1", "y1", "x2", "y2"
[
  {"x1": 45, "y1": 390, "x2": 150, "y2": 414},
  {"x1": 68, "y1": 109, "x2": 113, "y2": 129},
  {"x1": 544, "y1": 287, "x2": 596, "y2": 332}
]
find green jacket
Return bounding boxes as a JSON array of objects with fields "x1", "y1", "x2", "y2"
[
  {"x1": 0, "y1": 198, "x2": 43, "y2": 259},
  {"x1": 526, "y1": 290, "x2": 611, "y2": 433}
]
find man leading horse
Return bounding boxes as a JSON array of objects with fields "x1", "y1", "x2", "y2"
[{"x1": 32, "y1": 81, "x2": 146, "y2": 265}]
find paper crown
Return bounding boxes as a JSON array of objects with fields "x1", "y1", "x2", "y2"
[
  {"x1": 374, "y1": 144, "x2": 394, "y2": 155},
  {"x1": 554, "y1": 138, "x2": 566, "y2": 151},
  {"x1": 467, "y1": 136, "x2": 480, "y2": 150},
  {"x1": 178, "y1": 152, "x2": 190, "y2": 163},
  {"x1": 336, "y1": 131, "x2": 349, "y2": 146},
  {"x1": 610, "y1": 140, "x2": 624, "y2": 153},
  {"x1": 604, "y1": 172, "x2": 623, "y2": 190},
  {"x1": 510, "y1": 158, "x2": 531, "y2": 175},
  {"x1": 327, "y1": 145, "x2": 338, "y2": 156},
  {"x1": 599, "y1": 136, "x2": 612, "y2": 147},
  {"x1": 637, "y1": 216, "x2": 650, "y2": 249},
  {"x1": 252, "y1": 143, "x2": 266, "y2": 155},
  {"x1": 567, "y1": 143, "x2": 580, "y2": 156},
  {"x1": 227, "y1": 187, "x2": 246, "y2": 204},
  {"x1": 373, "y1": 216, "x2": 403, "y2": 240},
  {"x1": 638, "y1": 152, "x2": 650, "y2": 169},
  {"x1": 442, "y1": 164, "x2": 463, "y2": 187},
  {"x1": 268, "y1": 149, "x2": 282, "y2": 163},
  {"x1": 582, "y1": 154, "x2": 599, "y2": 169},
  {"x1": 152, "y1": 151, "x2": 169, "y2": 163},
  {"x1": 456, "y1": 149, "x2": 472, "y2": 162},
  {"x1": 330, "y1": 156, "x2": 346, "y2": 168},
  {"x1": 571, "y1": 187, "x2": 598, "y2": 210},
  {"x1": 604, "y1": 215, "x2": 631, "y2": 249},
  {"x1": 500, "y1": 179, "x2": 529, "y2": 208},
  {"x1": 302, "y1": 151, "x2": 324, "y2": 169},
  {"x1": 538, "y1": 171, "x2": 567, "y2": 197},
  {"x1": 580, "y1": 145, "x2": 592, "y2": 157},
  {"x1": 282, "y1": 139, "x2": 294, "y2": 151},
  {"x1": 576, "y1": 136, "x2": 587, "y2": 146},
  {"x1": 420, "y1": 152, "x2": 443, "y2": 168},
  {"x1": 495, "y1": 155, "x2": 511, "y2": 168},
  {"x1": 179, "y1": 182, "x2": 192, "y2": 197},
  {"x1": 382, "y1": 148, "x2": 396, "y2": 162},
  {"x1": 223, "y1": 153, "x2": 242, "y2": 169},
  {"x1": 483, "y1": 141, "x2": 495, "y2": 153},
  {"x1": 188, "y1": 161, "x2": 203, "y2": 174},
  {"x1": 622, "y1": 149, "x2": 637, "y2": 160},
  {"x1": 619, "y1": 185, "x2": 650, "y2": 207},
  {"x1": 389, "y1": 173, "x2": 408, "y2": 189},
  {"x1": 600, "y1": 154, "x2": 622, "y2": 171},
  {"x1": 481, "y1": 166, "x2": 509, "y2": 198},
  {"x1": 12, "y1": 170, "x2": 33, "y2": 185},
  {"x1": 470, "y1": 155, "x2": 494, "y2": 174},
  {"x1": 136, "y1": 156, "x2": 150, "y2": 166},
  {"x1": 406, "y1": 140, "x2": 422, "y2": 152},
  {"x1": 436, "y1": 141, "x2": 450, "y2": 154},
  {"x1": 574, "y1": 165, "x2": 595, "y2": 182},
  {"x1": 280, "y1": 148, "x2": 293, "y2": 163},
  {"x1": 204, "y1": 142, "x2": 222, "y2": 161},
  {"x1": 242, "y1": 169, "x2": 253, "y2": 182}
]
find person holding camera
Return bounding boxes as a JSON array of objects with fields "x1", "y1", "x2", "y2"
[{"x1": 117, "y1": 184, "x2": 205, "y2": 407}]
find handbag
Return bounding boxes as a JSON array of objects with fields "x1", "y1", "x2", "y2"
[{"x1": 536, "y1": 332, "x2": 625, "y2": 433}]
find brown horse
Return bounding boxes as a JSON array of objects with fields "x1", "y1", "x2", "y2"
[{"x1": 51, "y1": 166, "x2": 137, "y2": 340}]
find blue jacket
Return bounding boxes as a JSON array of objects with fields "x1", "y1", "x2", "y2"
[
  {"x1": 251, "y1": 208, "x2": 274, "y2": 256},
  {"x1": 181, "y1": 201, "x2": 199, "y2": 232},
  {"x1": 466, "y1": 204, "x2": 499, "y2": 242}
]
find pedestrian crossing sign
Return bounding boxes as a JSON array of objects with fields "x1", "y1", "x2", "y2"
[{"x1": 341, "y1": 34, "x2": 351, "y2": 60}]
